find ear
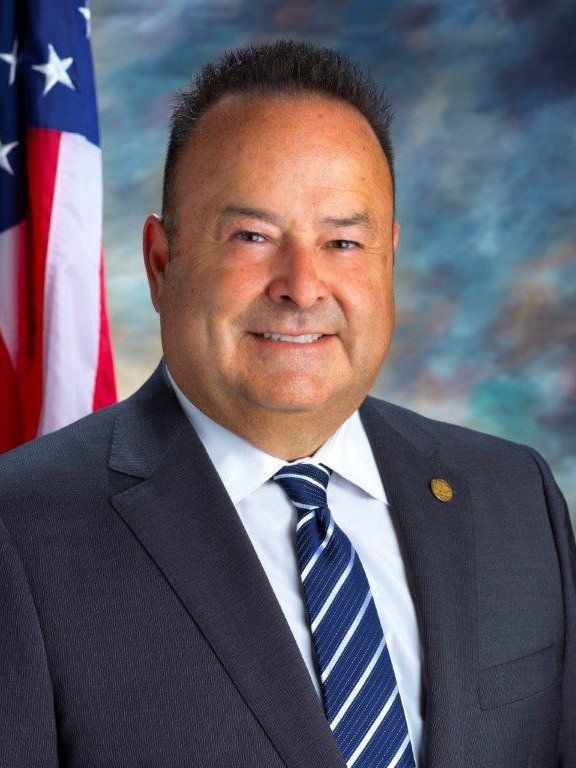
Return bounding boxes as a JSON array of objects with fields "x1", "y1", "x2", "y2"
[
  {"x1": 143, "y1": 214, "x2": 170, "y2": 314},
  {"x1": 392, "y1": 221, "x2": 400, "y2": 266}
]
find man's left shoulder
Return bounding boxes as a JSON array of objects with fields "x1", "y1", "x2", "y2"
[{"x1": 364, "y1": 393, "x2": 545, "y2": 473}]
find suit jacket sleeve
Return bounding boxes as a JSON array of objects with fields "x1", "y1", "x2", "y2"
[
  {"x1": 0, "y1": 515, "x2": 59, "y2": 767},
  {"x1": 525, "y1": 445, "x2": 576, "y2": 768}
]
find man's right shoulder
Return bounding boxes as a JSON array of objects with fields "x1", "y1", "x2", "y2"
[{"x1": 0, "y1": 399, "x2": 125, "y2": 502}]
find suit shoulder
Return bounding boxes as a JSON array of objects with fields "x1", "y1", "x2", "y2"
[
  {"x1": 364, "y1": 393, "x2": 534, "y2": 466},
  {"x1": 0, "y1": 400, "x2": 124, "y2": 498}
]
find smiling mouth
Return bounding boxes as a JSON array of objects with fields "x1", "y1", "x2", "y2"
[
  {"x1": 249, "y1": 333, "x2": 336, "y2": 352},
  {"x1": 252, "y1": 331, "x2": 329, "y2": 343}
]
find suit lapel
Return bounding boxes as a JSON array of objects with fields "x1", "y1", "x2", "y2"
[
  {"x1": 109, "y1": 360, "x2": 348, "y2": 768},
  {"x1": 359, "y1": 396, "x2": 478, "y2": 768},
  {"x1": 109, "y1": 360, "x2": 477, "y2": 768}
]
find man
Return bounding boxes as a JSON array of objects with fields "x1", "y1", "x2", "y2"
[{"x1": 0, "y1": 38, "x2": 574, "y2": 768}]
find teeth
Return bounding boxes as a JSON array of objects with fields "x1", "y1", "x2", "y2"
[{"x1": 259, "y1": 332, "x2": 324, "y2": 343}]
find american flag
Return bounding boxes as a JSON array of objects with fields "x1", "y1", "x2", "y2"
[{"x1": 0, "y1": 0, "x2": 117, "y2": 453}]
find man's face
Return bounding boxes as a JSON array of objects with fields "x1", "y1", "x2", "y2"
[{"x1": 144, "y1": 92, "x2": 399, "y2": 424}]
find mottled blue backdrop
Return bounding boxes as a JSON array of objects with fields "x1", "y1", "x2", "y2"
[{"x1": 91, "y1": 0, "x2": 576, "y2": 515}]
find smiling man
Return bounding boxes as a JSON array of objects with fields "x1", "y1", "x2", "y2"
[{"x1": 1, "y1": 38, "x2": 575, "y2": 768}]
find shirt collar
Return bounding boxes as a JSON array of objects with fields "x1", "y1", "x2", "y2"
[{"x1": 164, "y1": 362, "x2": 388, "y2": 506}]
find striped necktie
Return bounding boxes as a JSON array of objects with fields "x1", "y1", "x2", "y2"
[{"x1": 272, "y1": 461, "x2": 417, "y2": 768}]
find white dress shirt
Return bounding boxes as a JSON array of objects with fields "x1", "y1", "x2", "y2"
[{"x1": 165, "y1": 363, "x2": 425, "y2": 766}]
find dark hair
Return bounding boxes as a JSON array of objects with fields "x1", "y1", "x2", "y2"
[{"x1": 161, "y1": 37, "x2": 395, "y2": 242}]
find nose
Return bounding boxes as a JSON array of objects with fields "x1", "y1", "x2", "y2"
[{"x1": 267, "y1": 242, "x2": 330, "y2": 309}]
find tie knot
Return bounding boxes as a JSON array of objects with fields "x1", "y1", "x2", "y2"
[{"x1": 272, "y1": 461, "x2": 332, "y2": 511}]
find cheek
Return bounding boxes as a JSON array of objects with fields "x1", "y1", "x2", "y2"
[
  {"x1": 342, "y1": 274, "x2": 390, "y2": 327},
  {"x1": 166, "y1": 263, "x2": 221, "y2": 318},
  {"x1": 163, "y1": 283, "x2": 199, "y2": 336},
  {"x1": 210, "y1": 267, "x2": 262, "y2": 317}
]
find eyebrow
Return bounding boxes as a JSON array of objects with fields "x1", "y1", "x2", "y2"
[{"x1": 215, "y1": 204, "x2": 378, "y2": 233}]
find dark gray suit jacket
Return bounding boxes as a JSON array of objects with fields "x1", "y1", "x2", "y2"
[{"x1": 1, "y1": 358, "x2": 574, "y2": 767}]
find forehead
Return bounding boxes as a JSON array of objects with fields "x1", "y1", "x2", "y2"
[
  {"x1": 200, "y1": 90, "x2": 377, "y2": 139},
  {"x1": 188, "y1": 91, "x2": 388, "y2": 168},
  {"x1": 198, "y1": 91, "x2": 372, "y2": 133},
  {"x1": 174, "y1": 92, "x2": 392, "y2": 216}
]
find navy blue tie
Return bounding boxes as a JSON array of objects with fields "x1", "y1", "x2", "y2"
[{"x1": 272, "y1": 461, "x2": 417, "y2": 768}]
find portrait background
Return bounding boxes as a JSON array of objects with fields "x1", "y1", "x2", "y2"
[{"x1": 91, "y1": 0, "x2": 576, "y2": 517}]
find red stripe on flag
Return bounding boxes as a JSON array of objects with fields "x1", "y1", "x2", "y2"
[
  {"x1": 0, "y1": 332, "x2": 23, "y2": 453},
  {"x1": 16, "y1": 127, "x2": 61, "y2": 444},
  {"x1": 92, "y1": 247, "x2": 118, "y2": 410}
]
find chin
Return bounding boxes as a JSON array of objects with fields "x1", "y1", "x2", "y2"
[{"x1": 246, "y1": 381, "x2": 334, "y2": 412}]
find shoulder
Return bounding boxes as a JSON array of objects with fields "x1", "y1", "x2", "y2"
[
  {"x1": 0, "y1": 399, "x2": 125, "y2": 506},
  {"x1": 363, "y1": 393, "x2": 541, "y2": 471}
]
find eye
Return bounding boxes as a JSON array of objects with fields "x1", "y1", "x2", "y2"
[
  {"x1": 233, "y1": 230, "x2": 267, "y2": 243},
  {"x1": 330, "y1": 239, "x2": 360, "y2": 250}
]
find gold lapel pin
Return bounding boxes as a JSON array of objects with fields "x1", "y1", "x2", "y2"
[{"x1": 430, "y1": 478, "x2": 453, "y2": 502}]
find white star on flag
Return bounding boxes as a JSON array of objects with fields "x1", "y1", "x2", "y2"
[
  {"x1": 31, "y1": 43, "x2": 75, "y2": 96},
  {"x1": 0, "y1": 38, "x2": 18, "y2": 86},
  {"x1": 0, "y1": 136, "x2": 19, "y2": 175},
  {"x1": 78, "y1": 4, "x2": 91, "y2": 38}
]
